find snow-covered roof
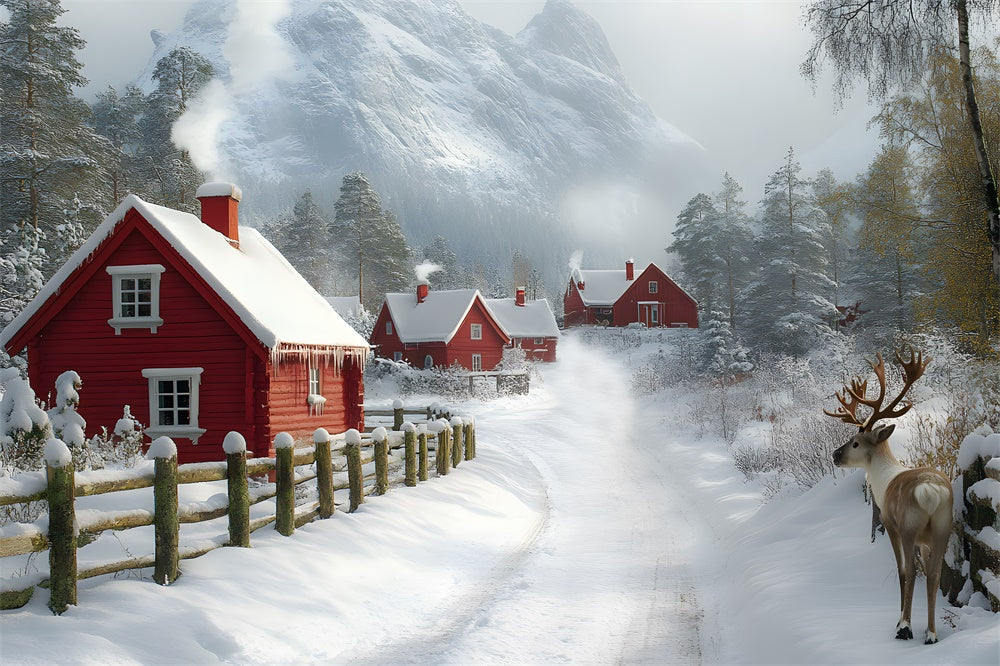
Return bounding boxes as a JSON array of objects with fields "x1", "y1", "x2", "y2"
[
  {"x1": 1, "y1": 194, "x2": 369, "y2": 357},
  {"x1": 325, "y1": 296, "x2": 363, "y2": 319},
  {"x1": 484, "y1": 298, "x2": 560, "y2": 338},
  {"x1": 570, "y1": 268, "x2": 632, "y2": 306},
  {"x1": 384, "y1": 289, "x2": 507, "y2": 344}
]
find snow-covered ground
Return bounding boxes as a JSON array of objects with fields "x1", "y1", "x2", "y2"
[{"x1": 2, "y1": 333, "x2": 998, "y2": 664}]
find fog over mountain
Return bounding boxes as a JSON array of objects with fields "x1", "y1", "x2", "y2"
[{"x1": 135, "y1": 0, "x2": 716, "y2": 287}]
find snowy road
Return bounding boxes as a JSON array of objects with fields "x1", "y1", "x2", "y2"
[{"x1": 347, "y1": 335, "x2": 712, "y2": 664}]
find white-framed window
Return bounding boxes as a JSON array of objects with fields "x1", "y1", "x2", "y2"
[
  {"x1": 307, "y1": 366, "x2": 325, "y2": 415},
  {"x1": 424, "y1": 355, "x2": 434, "y2": 369},
  {"x1": 393, "y1": 351, "x2": 403, "y2": 362},
  {"x1": 308, "y1": 366, "x2": 321, "y2": 395},
  {"x1": 141, "y1": 368, "x2": 205, "y2": 441},
  {"x1": 648, "y1": 281, "x2": 658, "y2": 294},
  {"x1": 471, "y1": 354, "x2": 482, "y2": 372},
  {"x1": 107, "y1": 265, "x2": 165, "y2": 334},
  {"x1": 651, "y1": 307, "x2": 659, "y2": 324},
  {"x1": 386, "y1": 321, "x2": 393, "y2": 336},
  {"x1": 534, "y1": 338, "x2": 545, "y2": 345},
  {"x1": 470, "y1": 323, "x2": 482, "y2": 340}
]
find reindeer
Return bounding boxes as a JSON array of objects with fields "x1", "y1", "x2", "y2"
[{"x1": 824, "y1": 346, "x2": 953, "y2": 644}]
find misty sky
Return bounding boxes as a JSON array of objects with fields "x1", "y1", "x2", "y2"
[{"x1": 46, "y1": 0, "x2": 966, "y2": 201}]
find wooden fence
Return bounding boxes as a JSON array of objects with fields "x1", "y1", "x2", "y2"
[{"x1": 0, "y1": 405, "x2": 476, "y2": 614}]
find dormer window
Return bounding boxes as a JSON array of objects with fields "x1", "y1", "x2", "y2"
[{"x1": 107, "y1": 264, "x2": 164, "y2": 333}]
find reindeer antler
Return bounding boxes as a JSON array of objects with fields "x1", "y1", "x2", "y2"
[{"x1": 824, "y1": 345, "x2": 931, "y2": 431}]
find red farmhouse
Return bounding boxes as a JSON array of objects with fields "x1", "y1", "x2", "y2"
[
  {"x1": 370, "y1": 284, "x2": 509, "y2": 371},
  {"x1": 564, "y1": 259, "x2": 698, "y2": 328},
  {"x1": 485, "y1": 288, "x2": 560, "y2": 362},
  {"x1": 0, "y1": 183, "x2": 369, "y2": 463}
]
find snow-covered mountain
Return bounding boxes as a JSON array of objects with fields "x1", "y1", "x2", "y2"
[{"x1": 137, "y1": 0, "x2": 713, "y2": 286}]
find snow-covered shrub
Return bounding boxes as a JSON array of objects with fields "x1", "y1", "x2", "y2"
[
  {"x1": 343, "y1": 305, "x2": 377, "y2": 340},
  {"x1": 0, "y1": 367, "x2": 53, "y2": 472},
  {"x1": 47, "y1": 370, "x2": 89, "y2": 468},
  {"x1": 87, "y1": 405, "x2": 145, "y2": 469}
]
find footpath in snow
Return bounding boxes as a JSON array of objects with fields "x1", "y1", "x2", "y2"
[{"x1": 2, "y1": 333, "x2": 998, "y2": 664}]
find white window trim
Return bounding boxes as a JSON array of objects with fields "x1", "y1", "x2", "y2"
[
  {"x1": 534, "y1": 338, "x2": 545, "y2": 345},
  {"x1": 107, "y1": 264, "x2": 165, "y2": 334},
  {"x1": 386, "y1": 321, "x2": 393, "y2": 336},
  {"x1": 307, "y1": 366, "x2": 324, "y2": 415},
  {"x1": 141, "y1": 367, "x2": 205, "y2": 442},
  {"x1": 648, "y1": 281, "x2": 658, "y2": 294},
  {"x1": 424, "y1": 355, "x2": 434, "y2": 369},
  {"x1": 470, "y1": 323, "x2": 482, "y2": 340},
  {"x1": 471, "y1": 354, "x2": 483, "y2": 372},
  {"x1": 393, "y1": 351, "x2": 403, "y2": 362}
]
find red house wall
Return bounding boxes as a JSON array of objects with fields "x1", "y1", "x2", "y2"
[
  {"x1": 25, "y1": 222, "x2": 260, "y2": 463},
  {"x1": 444, "y1": 303, "x2": 507, "y2": 370},
  {"x1": 613, "y1": 265, "x2": 698, "y2": 328},
  {"x1": 513, "y1": 337, "x2": 557, "y2": 362},
  {"x1": 563, "y1": 281, "x2": 589, "y2": 327},
  {"x1": 16, "y1": 211, "x2": 365, "y2": 464}
]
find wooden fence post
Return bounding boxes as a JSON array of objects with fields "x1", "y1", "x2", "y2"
[
  {"x1": 274, "y1": 432, "x2": 295, "y2": 536},
  {"x1": 403, "y1": 423, "x2": 417, "y2": 487},
  {"x1": 464, "y1": 420, "x2": 474, "y2": 460},
  {"x1": 393, "y1": 398, "x2": 404, "y2": 431},
  {"x1": 313, "y1": 428, "x2": 335, "y2": 519},
  {"x1": 418, "y1": 428, "x2": 429, "y2": 482},
  {"x1": 151, "y1": 436, "x2": 180, "y2": 586},
  {"x1": 469, "y1": 417, "x2": 477, "y2": 458},
  {"x1": 450, "y1": 417, "x2": 463, "y2": 469},
  {"x1": 44, "y1": 438, "x2": 76, "y2": 614},
  {"x1": 435, "y1": 419, "x2": 451, "y2": 476},
  {"x1": 345, "y1": 429, "x2": 364, "y2": 512},
  {"x1": 223, "y1": 432, "x2": 250, "y2": 547},
  {"x1": 372, "y1": 427, "x2": 389, "y2": 495}
]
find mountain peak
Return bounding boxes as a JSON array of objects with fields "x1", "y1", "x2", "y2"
[{"x1": 517, "y1": 0, "x2": 623, "y2": 83}]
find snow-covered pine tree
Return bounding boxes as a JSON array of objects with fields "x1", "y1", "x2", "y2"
[
  {"x1": 668, "y1": 193, "x2": 724, "y2": 314},
  {"x1": 422, "y1": 235, "x2": 460, "y2": 290},
  {"x1": 0, "y1": 0, "x2": 113, "y2": 339},
  {"x1": 331, "y1": 172, "x2": 411, "y2": 311},
  {"x1": 137, "y1": 47, "x2": 212, "y2": 212},
  {"x1": 275, "y1": 190, "x2": 335, "y2": 293},
  {"x1": 742, "y1": 148, "x2": 839, "y2": 356},
  {"x1": 712, "y1": 174, "x2": 754, "y2": 330},
  {"x1": 91, "y1": 83, "x2": 146, "y2": 203},
  {"x1": 700, "y1": 308, "x2": 753, "y2": 383}
]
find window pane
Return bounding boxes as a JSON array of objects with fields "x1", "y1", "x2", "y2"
[
  {"x1": 160, "y1": 410, "x2": 175, "y2": 426},
  {"x1": 122, "y1": 305, "x2": 135, "y2": 317},
  {"x1": 178, "y1": 410, "x2": 190, "y2": 426},
  {"x1": 138, "y1": 304, "x2": 151, "y2": 317},
  {"x1": 159, "y1": 395, "x2": 174, "y2": 409},
  {"x1": 178, "y1": 394, "x2": 190, "y2": 408},
  {"x1": 121, "y1": 278, "x2": 135, "y2": 290},
  {"x1": 158, "y1": 380, "x2": 173, "y2": 394},
  {"x1": 122, "y1": 292, "x2": 136, "y2": 303},
  {"x1": 138, "y1": 292, "x2": 151, "y2": 303},
  {"x1": 177, "y1": 380, "x2": 190, "y2": 393},
  {"x1": 138, "y1": 278, "x2": 151, "y2": 291}
]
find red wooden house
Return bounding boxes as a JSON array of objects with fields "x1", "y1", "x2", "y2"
[
  {"x1": 369, "y1": 284, "x2": 509, "y2": 371},
  {"x1": 563, "y1": 259, "x2": 698, "y2": 328},
  {"x1": 0, "y1": 183, "x2": 369, "y2": 463},
  {"x1": 485, "y1": 288, "x2": 560, "y2": 362}
]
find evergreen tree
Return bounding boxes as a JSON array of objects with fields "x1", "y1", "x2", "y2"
[
  {"x1": 331, "y1": 172, "x2": 410, "y2": 311},
  {"x1": 743, "y1": 148, "x2": 838, "y2": 356},
  {"x1": 0, "y1": 0, "x2": 112, "y2": 363},
  {"x1": 811, "y1": 168, "x2": 853, "y2": 312},
  {"x1": 422, "y1": 235, "x2": 460, "y2": 290},
  {"x1": 275, "y1": 190, "x2": 334, "y2": 293},
  {"x1": 700, "y1": 308, "x2": 753, "y2": 383},
  {"x1": 138, "y1": 47, "x2": 212, "y2": 211},
  {"x1": 668, "y1": 193, "x2": 721, "y2": 312},
  {"x1": 712, "y1": 174, "x2": 754, "y2": 330},
  {"x1": 91, "y1": 83, "x2": 145, "y2": 203}
]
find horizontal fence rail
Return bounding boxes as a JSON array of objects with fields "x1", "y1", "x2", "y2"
[{"x1": 0, "y1": 403, "x2": 476, "y2": 613}]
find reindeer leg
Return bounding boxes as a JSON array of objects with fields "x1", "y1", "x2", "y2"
[
  {"x1": 884, "y1": 524, "x2": 913, "y2": 639},
  {"x1": 924, "y1": 532, "x2": 949, "y2": 644},
  {"x1": 897, "y1": 532, "x2": 918, "y2": 640}
]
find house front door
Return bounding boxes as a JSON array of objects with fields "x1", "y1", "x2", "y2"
[{"x1": 638, "y1": 302, "x2": 661, "y2": 327}]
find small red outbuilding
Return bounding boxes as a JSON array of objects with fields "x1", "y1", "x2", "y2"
[
  {"x1": 563, "y1": 259, "x2": 698, "y2": 328},
  {"x1": 0, "y1": 183, "x2": 369, "y2": 463}
]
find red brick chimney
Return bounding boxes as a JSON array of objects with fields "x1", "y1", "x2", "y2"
[
  {"x1": 625, "y1": 258, "x2": 634, "y2": 281},
  {"x1": 515, "y1": 286, "x2": 526, "y2": 306},
  {"x1": 417, "y1": 282, "x2": 429, "y2": 303},
  {"x1": 196, "y1": 182, "x2": 242, "y2": 246}
]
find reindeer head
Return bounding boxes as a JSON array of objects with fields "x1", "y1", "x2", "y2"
[{"x1": 824, "y1": 345, "x2": 930, "y2": 468}]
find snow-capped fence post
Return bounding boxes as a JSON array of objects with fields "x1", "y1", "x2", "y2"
[
  {"x1": 433, "y1": 420, "x2": 451, "y2": 477},
  {"x1": 150, "y1": 437, "x2": 180, "y2": 585},
  {"x1": 223, "y1": 432, "x2": 250, "y2": 547},
  {"x1": 941, "y1": 431, "x2": 1000, "y2": 610},
  {"x1": 393, "y1": 399, "x2": 405, "y2": 431},
  {"x1": 345, "y1": 429, "x2": 364, "y2": 512},
  {"x1": 313, "y1": 428, "x2": 335, "y2": 519},
  {"x1": 45, "y1": 438, "x2": 77, "y2": 614},
  {"x1": 274, "y1": 433, "x2": 295, "y2": 536},
  {"x1": 463, "y1": 419, "x2": 475, "y2": 460},
  {"x1": 450, "y1": 417, "x2": 463, "y2": 469},
  {"x1": 418, "y1": 428, "x2": 429, "y2": 482},
  {"x1": 372, "y1": 427, "x2": 389, "y2": 495},
  {"x1": 403, "y1": 423, "x2": 417, "y2": 487}
]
